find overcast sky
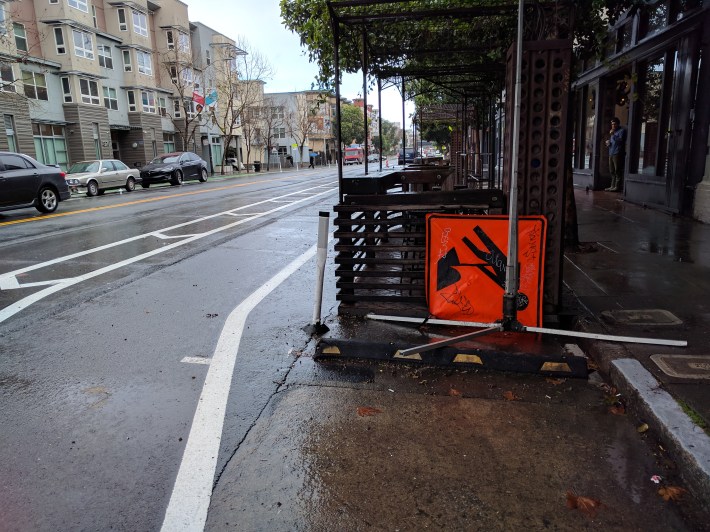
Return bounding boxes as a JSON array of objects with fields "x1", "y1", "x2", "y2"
[{"x1": 184, "y1": 0, "x2": 414, "y2": 125}]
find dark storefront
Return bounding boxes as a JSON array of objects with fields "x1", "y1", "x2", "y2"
[{"x1": 571, "y1": 1, "x2": 709, "y2": 217}]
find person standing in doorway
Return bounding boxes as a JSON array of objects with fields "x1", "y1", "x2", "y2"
[{"x1": 605, "y1": 117, "x2": 627, "y2": 192}]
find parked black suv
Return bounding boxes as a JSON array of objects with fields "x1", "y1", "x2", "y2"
[
  {"x1": 139, "y1": 152, "x2": 208, "y2": 187},
  {"x1": 398, "y1": 149, "x2": 420, "y2": 165},
  {"x1": 0, "y1": 152, "x2": 71, "y2": 214}
]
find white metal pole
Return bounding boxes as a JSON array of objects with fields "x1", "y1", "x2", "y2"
[
  {"x1": 312, "y1": 211, "x2": 330, "y2": 325},
  {"x1": 503, "y1": 0, "x2": 525, "y2": 323}
]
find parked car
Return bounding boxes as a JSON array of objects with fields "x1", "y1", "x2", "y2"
[
  {"x1": 398, "y1": 149, "x2": 420, "y2": 165},
  {"x1": 139, "y1": 152, "x2": 208, "y2": 187},
  {"x1": 0, "y1": 152, "x2": 70, "y2": 214},
  {"x1": 65, "y1": 159, "x2": 140, "y2": 196},
  {"x1": 367, "y1": 153, "x2": 380, "y2": 163}
]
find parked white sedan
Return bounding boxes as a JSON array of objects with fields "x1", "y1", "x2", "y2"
[{"x1": 65, "y1": 159, "x2": 140, "y2": 196}]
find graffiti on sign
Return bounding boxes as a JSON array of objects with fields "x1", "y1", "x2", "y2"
[{"x1": 425, "y1": 214, "x2": 547, "y2": 326}]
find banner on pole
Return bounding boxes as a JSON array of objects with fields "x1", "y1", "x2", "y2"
[{"x1": 425, "y1": 214, "x2": 547, "y2": 326}]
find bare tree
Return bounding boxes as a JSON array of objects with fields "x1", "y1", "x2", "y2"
[
  {"x1": 285, "y1": 92, "x2": 322, "y2": 167},
  {"x1": 207, "y1": 37, "x2": 273, "y2": 173},
  {"x1": 260, "y1": 96, "x2": 285, "y2": 170},
  {"x1": 240, "y1": 95, "x2": 265, "y2": 172},
  {"x1": 159, "y1": 39, "x2": 211, "y2": 152}
]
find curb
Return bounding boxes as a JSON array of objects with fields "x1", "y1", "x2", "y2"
[{"x1": 610, "y1": 359, "x2": 710, "y2": 510}]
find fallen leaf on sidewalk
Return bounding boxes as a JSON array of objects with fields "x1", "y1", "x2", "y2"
[
  {"x1": 609, "y1": 404, "x2": 626, "y2": 415},
  {"x1": 637, "y1": 423, "x2": 649, "y2": 433},
  {"x1": 658, "y1": 486, "x2": 687, "y2": 501},
  {"x1": 503, "y1": 391, "x2": 520, "y2": 401},
  {"x1": 357, "y1": 406, "x2": 383, "y2": 417},
  {"x1": 448, "y1": 388, "x2": 462, "y2": 397},
  {"x1": 566, "y1": 491, "x2": 602, "y2": 518}
]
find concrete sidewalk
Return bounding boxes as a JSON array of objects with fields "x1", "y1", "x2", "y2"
[{"x1": 563, "y1": 188, "x2": 710, "y2": 507}]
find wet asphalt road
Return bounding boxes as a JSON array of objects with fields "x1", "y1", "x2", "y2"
[{"x1": 0, "y1": 166, "x2": 707, "y2": 530}]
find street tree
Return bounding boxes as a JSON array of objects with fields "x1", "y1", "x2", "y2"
[
  {"x1": 337, "y1": 103, "x2": 367, "y2": 146},
  {"x1": 285, "y1": 92, "x2": 322, "y2": 167},
  {"x1": 261, "y1": 96, "x2": 285, "y2": 170},
  {"x1": 207, "y1": 38, "x2": 274, "y2": 173}
]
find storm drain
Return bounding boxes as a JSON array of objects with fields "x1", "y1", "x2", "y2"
[
  {"x1": 651, "y1": 355, "x2": 710, "y2": 380},
  {"x1": 601, "y1": 309, "x2": 682, "y2": 326}
]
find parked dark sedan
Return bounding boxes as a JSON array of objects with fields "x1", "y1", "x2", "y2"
[
  {"x1": 139, "y1": 152, "x2": 208, "y2": 187},
  {"x1": 0, "y1": 151, "x2": 71, "y2": 214}
]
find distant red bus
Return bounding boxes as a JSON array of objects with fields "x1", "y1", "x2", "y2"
[{"x1": 344, "y1": 147, "x2": 364, "y2": 165}]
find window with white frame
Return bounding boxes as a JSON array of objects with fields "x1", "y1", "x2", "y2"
[
  {"x1": 98, "y1": 45, "x2": 113, "y2": 69},
  {"x1": 158, "y1": 97, "x2": 167, "y2": 116},
  {"x1": 205, "y1": 49, "x2": 211, "y2": 66},
  {"x1": 103, "y1": 86, "x2": 118, "y2": 110},
  {"x1": 274, "y1": 127, "x2": 286, "y2": 139},
  {"x1": 54, "y1": 27, "x2": 66, "y2": 54},
  {"x1": 117, "y1": 8, "x2": 127, "y2": 31},
  {"x1": 178, "y1": 32, "x2": 190, "y2": 53},
  {"x1": 122, "y1": 49, "x2": 132, "y2": 72},
  {"x1": 166, "y1": 30, "x2": 174, "y2": 50},
  {"x1": 49, "y1": 0, "x2": 59, "y2": 3},
  {"x1": 163, "y1": 133, "x2": 175, "y2": 152},
  {"x1": 127, "y1": 90, "x2": 136, "y2": 112},
  {"x1": 14, "y1": 23, "x2": 28, "y2": 53},
  {"x1": 169, "y1": 65, "x2": 178, "y2": 84},
  {"x1": 173, "y1": 99, "x2": 182, "y2": 118},
  {"x1": 141, "y1": 90, "x2": 156, "y2": 113},
  {"x1": 272, "y1": 106, "x2": 285, "y2": 119},
  {"x1": 72, "y1": 29, "x2": 94, "y2": 59},
  {"x1": 61, "y1": 77, "x2": 72, "y2": 102},
  {"x1": 22, "y1": 71, "x2": 48, "y2": 100},
  {"x1": 136, "y1": 50, "x2": 152, "y2": 75},
  {"x1": 91, "y1": 6, "x2": 98, "y2": 28},
  {"x1": 132, "y1": 11, "x2": 148, "y2": 37},
  {"x1": 79, "y1": 78, "x2": 100, "y2": 105},
  {"x1": 0, "y1": 65, "x2": 16, "y2": 93},
  {"x1": 182, "y1": 67, "x2": 193, "y2": 84},
  {"x1": 68, "y1": 0, "x2": 89, "y2": 13},
  {"x1": 4, "y1": 115, "x2": 18, "y2": 152}
]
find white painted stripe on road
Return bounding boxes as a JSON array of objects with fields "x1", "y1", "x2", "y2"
[
  {"x1": 0, "y1": 185, "x2": 337, "y2": 324},
  {"x1": 160, "y1": 243, "x2": 318, "y2": 532},
  {"x1": 181, "y1": 357, "x2": 212, "y2": 365}
]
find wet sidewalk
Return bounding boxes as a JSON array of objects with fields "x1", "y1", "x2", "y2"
[{"x1": 563, "y1": 188, "x2": 710, "y2": 504}]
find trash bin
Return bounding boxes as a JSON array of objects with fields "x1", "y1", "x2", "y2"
[{"x1": 254, "y1": 161, "x2": 261, "y2": 172}]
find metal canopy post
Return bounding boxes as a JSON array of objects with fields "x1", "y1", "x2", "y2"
[
  {"x1": 362, "y1": 25, "x2": 369, "y2": 175},
  {"x1": 329, "y1": 3, "x2": 344, "y2": 202},
  {"x1": 378, "y1": 77, "x2": 383, "y2": 171},
  {"x1": 401, "y1": 77, "x2": 406, "y2": 165}
]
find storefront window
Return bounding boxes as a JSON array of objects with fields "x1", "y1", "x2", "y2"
[
  {"x1": 584, "y1": 88, "x2": 595, "y2": 169},
  {"x1": 32, "y1": 123, "x2": 68, "y2": 170},
  {"x1": 635, "y1": 57, "x2": 665, "y2": 175}
]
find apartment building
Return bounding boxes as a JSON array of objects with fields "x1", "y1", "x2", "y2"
[
  {"x1": 265, "y1": 90, "x2": 337, "y2": 165},
  {"x1": 0, "y1": 0, "x2": 241, "y2": 171}
]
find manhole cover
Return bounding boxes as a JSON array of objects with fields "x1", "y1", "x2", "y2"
[
  {"x1": 601, "y1": 309, "x2": 682, "y2": 326},
  {"x1": 651, "y1": 355, "x2": 710, "y2": 379}
]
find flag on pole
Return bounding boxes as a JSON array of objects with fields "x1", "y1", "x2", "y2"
[
  {"x1": 205, "y1": 89, "x2": 217, "y2": 108},
  {"x1": 192, "y1": 90, "x2": 205, "y2": 106}
]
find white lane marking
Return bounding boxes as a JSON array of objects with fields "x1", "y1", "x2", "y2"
[
  {"x1": 160, "y1": 243, "x2": 318, "y2": 532},
  {"x1": 0, "y1": 185, "x2": 337, "y2": 324},
  {"x1": 181, "y1": 357, "x2": 212, "y2": 365},
  {"x1": 596, "y1": 241, "x2": 618, "y2": 253}
]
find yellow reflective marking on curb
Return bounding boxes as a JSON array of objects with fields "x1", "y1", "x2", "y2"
[
  {"x1": 540, "y1": 362, "x2": 572, "y2": 373},
  {"x1": 0, "y1": 176, "x2": 294, "y2": 227},
  {"x1": 394, "y1": 350, "x2": 422, "y2": 361},
  {"x1": 453, "y1": 354, "x2": 483, "y2": 365},
  {"x1": 322, "y1": 346, "x2": 341, "y2": 355}
]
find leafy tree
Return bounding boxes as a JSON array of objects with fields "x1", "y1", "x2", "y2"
[
  {"x1": 336, "y1": 103, "x2": 367, "y2": 146},
  {"x1": 372, "y1": 119, "x2": 399, "y2": 155}
]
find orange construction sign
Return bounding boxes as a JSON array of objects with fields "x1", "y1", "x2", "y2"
[{"x1": 425, "y1": 214, "x2": 547, "y2": 326}]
